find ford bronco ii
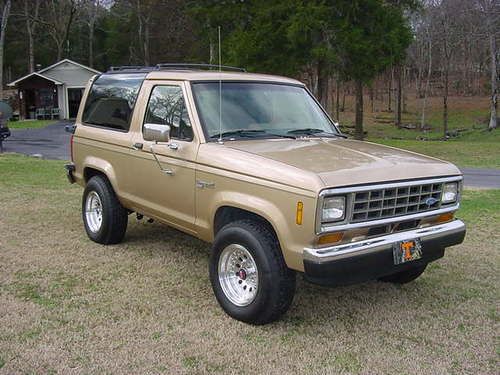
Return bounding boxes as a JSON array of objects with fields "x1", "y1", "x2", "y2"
[{"x1": 66, "y1": 64, "x2": 466, "y2": 324}]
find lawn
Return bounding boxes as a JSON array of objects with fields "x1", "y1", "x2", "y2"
[
  {"x1": 7, "y1": 120, "x2": 57, "y2": 130},
  {"x1": 337, "y1": 95, "x2": 499, "y2": 169},
  {"x1": 0, "y1": 154, "x2": 498, "y2": 374}
]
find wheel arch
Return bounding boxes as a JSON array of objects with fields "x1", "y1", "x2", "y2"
[{"x1": 213, "y1": 206, "x2": 279, "y2": 242}]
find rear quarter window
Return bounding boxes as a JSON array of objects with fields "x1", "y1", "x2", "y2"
[{"x1": 82, "y1": 73, "x2": 146, "y2": 131}]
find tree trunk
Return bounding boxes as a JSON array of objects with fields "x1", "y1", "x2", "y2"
[
  {"x1": 88, "y1": 22, "x2": 94, "y2": 67},
  {"x1": 369, "y1": 85, "x2": 374, "y2": 113},
  {"x1": 25, "y1": 0, "x2": 40, "y2": 73},
  {"x1": 0, "y1": 0, "x2": 11, "y2": 100},
  {"x1": 355, "y1": 80, "x2": 364, "y2": 140},
  {"x1": 487, "y1": 18, "x2": 497, "y2": 130},
  {"x1": 421, "y1": 36, "x2": 432, "y2": 130},
  {"x1": 443, "y1": 62, "x2": 449, "y2": 138},
  {"x1": 387, "y1": 67, "x2": 393, "y2": 112},
  {"x1": 335, "y1": 78, "x2": 340, "y2": 121},
  {"x1": 395, "y1": 64, "x2": 402, "y2": 128}
]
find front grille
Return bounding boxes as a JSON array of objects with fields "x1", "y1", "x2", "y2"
[{"x1": 350, "y1": 182, "x2": 443, "y2": 223}]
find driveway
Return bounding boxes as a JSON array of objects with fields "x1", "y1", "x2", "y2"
[
  {"x1": 459, "y1": 168, "x2": 500, "y2": 189},
  {"x1": 2, "y1": 123, "x2": 499, "y2": 188},
  {"x1": 2, "y1": 121, "x2": 72, "y2": 160}
]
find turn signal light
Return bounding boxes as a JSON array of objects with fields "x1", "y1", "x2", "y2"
[
  {"x1": 318, "y1": 232, "x2": 344, "y2": 245},
  {"x1": 296, "y1": 202, "x2": 303, "y2": 225},
  {"x1": 436, "y1": 212, "x2": 454, "y2": 223}
]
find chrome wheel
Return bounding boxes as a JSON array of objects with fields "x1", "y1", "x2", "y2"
[
  {"x1": 218, "y1": 244, "x2": 259, "y2": 306},
  {"x1": 85, "y1": 191, "x2": 103, "y2": 233}
]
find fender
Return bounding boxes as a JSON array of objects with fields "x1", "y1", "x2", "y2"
[{"x1": 82, "y1": 156, "x2": 119, "y2": 193}]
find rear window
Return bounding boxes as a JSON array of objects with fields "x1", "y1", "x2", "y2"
[{"x1": 82, "y1": 73, "x2": 146, "y2": 131}]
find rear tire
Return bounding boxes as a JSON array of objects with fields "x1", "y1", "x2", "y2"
[
  {"x1": 209, "y1": 220, "x2": 296, "y2": 325},
  {"x1": 379, "y1": 264, "x2": 427, "y2": 284},
  {"x1": 82, "y1": 175, "x2": 128, "y2": 244}
]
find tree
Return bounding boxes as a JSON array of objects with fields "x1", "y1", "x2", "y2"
[
  {"x1": 82, "y1": 0, "x2": 101, "y2": 68},
  {"x1": 477, "y1": 0, "x2": 498, "y2": 130},
  {"x1": 42, "y1": 0, "x2": 78, "y2": 61},
  {"x1": 331, "y1": 0, "x2": 414, "y2": 139},
  {"x1": 0, "y1": 0, "x2": 11, "y2": 100},
  {"x1": 23, "y1": 0, "x2": 41, "y2": 72}
]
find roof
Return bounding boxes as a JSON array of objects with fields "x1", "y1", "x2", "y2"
[
  {"x1": 7, "y1": 72, "x2": 64, "y2": 87},
  {"x1": 7, "y1": 59, "x2": 101, "y2": 87},
  {"x1": 145, "y1": 70, "x2": 304, "y2": 86}
]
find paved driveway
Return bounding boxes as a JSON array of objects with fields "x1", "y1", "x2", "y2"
[
  {"x1": 2, "y1": 123, "x2": 499, "y2": 188},
  {"x1": 2, "y1": 121, "x2": 72, "y2": 160}
]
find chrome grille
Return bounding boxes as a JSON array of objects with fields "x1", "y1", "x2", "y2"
[{"x1": 350, "y1": 182, "x2": 443, "y2": 222}]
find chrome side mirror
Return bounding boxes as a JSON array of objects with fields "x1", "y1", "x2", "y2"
[{"x1": 143, "y1": 123, "x2": 170, "y2": 143}]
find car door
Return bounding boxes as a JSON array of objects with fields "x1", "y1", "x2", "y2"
[{"x1": 128, "y1": 80, "x2": 198, "y2": 234}]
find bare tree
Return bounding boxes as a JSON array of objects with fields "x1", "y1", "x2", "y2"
[
  {"x1": 82, "y1": 0, "x2": 101, "y2": 68},
  {"x1": 42, "y1": 0, "x2": 78, "y2": 61},
  {"x1": 24, "y1": 0, "x2": 41, "y2": 72},
  {"x1": 0, "y1": 0, "x2": 11, "y2": 100},
  {"x1": 477, "y1": 0, "x2": 498, "y2": 130},
  {"x1": 420, "y1": 15, "x2": 433, "y2": 130},
  {"x1": 133, "y1": 0, "x2": 160, "y2": 66},
  {"x1": 435, "y1": 0, "x2": 461, "y2": 138}
]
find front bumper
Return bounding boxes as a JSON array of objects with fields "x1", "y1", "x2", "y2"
[{"x1": 303, "y1": 219, "x2": 466, "y2": 286}]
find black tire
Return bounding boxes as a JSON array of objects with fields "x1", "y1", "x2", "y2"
[
  {"x1": 82, "y1": 175, "x2": 128, "y2": 245},
  {"x1": 379, "y1": 264, "x2": 427, "y2": 284},
  {"x1": 209, "y1": 220, "x2": 296, "y2": 325}
]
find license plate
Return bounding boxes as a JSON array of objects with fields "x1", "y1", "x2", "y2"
[{"x1": 393, "y1": 239, "x2": 422, "y2": 265}]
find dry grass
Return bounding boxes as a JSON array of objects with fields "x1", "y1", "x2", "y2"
[{"x1": 0, "y1": 155, "x2": 499, "y2": 374}]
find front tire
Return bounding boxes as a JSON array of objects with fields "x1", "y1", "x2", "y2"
[
  {"x1": 379, "y1": 264, "x2": 427, "y2": 284},
  {"x1": 209, "y1": 220, "x2": 296, "y2": 325},
  {"x1": 82, "y1": 175, "x2": 128, "y2": 244}
]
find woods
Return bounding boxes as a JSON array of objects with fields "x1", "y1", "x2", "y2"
[{"x1": 0, "y1": 0, "x2": 498, "y2": 137}]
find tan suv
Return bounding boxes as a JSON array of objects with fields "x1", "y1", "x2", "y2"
[{"x1": 66, "y1": 64, "x2": 466, "y2": 324}]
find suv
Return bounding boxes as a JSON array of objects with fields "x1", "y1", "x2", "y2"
[{"x1": 66, "y1": 64, "x2": 466, "y2": 324}]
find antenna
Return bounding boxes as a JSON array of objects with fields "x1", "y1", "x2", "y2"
[{"x1": 217, "y1": 26, "x2": 223, "y2": 144}]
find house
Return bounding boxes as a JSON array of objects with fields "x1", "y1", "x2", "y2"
[{"x1": 7, "y1": 59, "x2": 101, "y2": 120}]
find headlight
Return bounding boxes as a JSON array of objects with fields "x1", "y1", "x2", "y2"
[
  {"x1": 322, "y1": 196, "x2": 345, "y2": 222},
  {"x1": 442, "y1": 182, "x2": 458, "y2": 203}
]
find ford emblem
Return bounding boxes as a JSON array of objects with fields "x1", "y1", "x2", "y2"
[{"x1": 425, "y1": 197, "x2": 439, "y2": 206}]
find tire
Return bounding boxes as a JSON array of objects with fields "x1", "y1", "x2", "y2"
[
  {"x1": 379, "y1": 264, "x2": 427, "y2": 284},
  {"x1": 82, "y1": 175, "x2": 128, "y2": 245},
  {"x1": 209, "y1": 219, "x2": 296, "y2": 325}
]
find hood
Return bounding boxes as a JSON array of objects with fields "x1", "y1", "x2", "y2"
[{"x1": 223, "y1": 138, "x2": 461, "y2": 188}]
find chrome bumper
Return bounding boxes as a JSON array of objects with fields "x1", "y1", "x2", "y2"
[{"x1": 304, "y1": 219, "x2": 466, "y2": 264}]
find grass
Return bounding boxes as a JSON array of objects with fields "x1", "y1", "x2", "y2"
[
  {"x1": 337, "y1": 95, "x2": 499, "y2": 169},
  {"x1": 7, "y1": 120, "x2": 57, "y2": 130},
  {"x1": 0, "y1": 154, "x2": 498, "y2": 374}
]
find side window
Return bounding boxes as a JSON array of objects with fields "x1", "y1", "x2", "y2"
[
  {"x1": 82, "y1": 73, "x2": 146, "y2": 131},
  {"x1": 144, "y1": 85, "x2": 193, "y2": 141}
]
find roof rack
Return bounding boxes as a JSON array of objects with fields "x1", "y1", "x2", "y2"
[
  {"x1": 108, "y1": 65, "x2": 155, "y2": 72},
  {"x1": 156, "y1": 63, "x2": 246, "y2": 72},
  {"x1": 106, "y1": 63, "x2": 246, "y2": 74}
]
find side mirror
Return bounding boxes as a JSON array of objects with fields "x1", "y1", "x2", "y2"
[{"x1": 143, "y1": 123, "x2": 170, "y2": 143}]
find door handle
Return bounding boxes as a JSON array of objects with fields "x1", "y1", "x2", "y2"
[
  {"x1": 132, "y1": 142, "x2": 143, "y2": 150},
  {"x1": 168, "y1": 142, "x2": 179, "y2": 151}
]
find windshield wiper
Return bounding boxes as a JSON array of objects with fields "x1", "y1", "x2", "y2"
[
  {"x1": 210, "y1": 129, "x2": 296, "y2": 140},
  {"x1": 209, "y1": 130, "x2": 266, "y2": 139},
  {"x1": 287, "y1": 128, "x2": 347, "y2": 138}
]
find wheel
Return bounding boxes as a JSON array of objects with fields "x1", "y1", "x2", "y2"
[
  {"x1": 379, "y1": 264, "x2": 427, "y2": 284},
  {"x1": 82, "y1": 175, "x2": 128, "y2": 244},
  {"x1": 209, "y1": 220, "x2": 296, "y2": 325}
]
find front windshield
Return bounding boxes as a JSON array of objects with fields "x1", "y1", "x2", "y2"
[{"x1": 191, "y1": 82, "x2": 339, "y2": 140}]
